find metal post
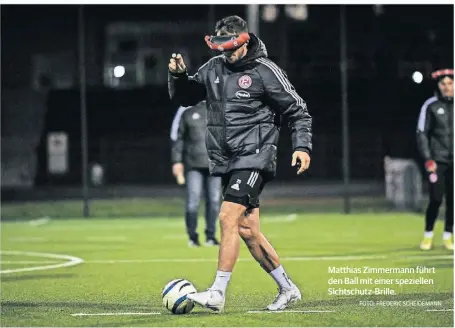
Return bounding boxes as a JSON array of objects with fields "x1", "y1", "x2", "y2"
[
  {"x1": 78, "y1": 5, "x2": 90, "y2": 217},
  {"x1": 208, "y1": 5, "x2": 215, "y2": 32},
  {"x1": 246, "y1": 4, "x2": 260, "y2": 36},
  {"x1": 340, "y1": 5, "x2": 350, "y2": 214},
  {"x1": 279, "y1": 5, "x2": 288, "y2": 71}
]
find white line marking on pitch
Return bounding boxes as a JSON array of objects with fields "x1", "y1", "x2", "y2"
[
  {"x1": 4, "y1": 254, "x2": 447, "y2": 267},
  {"x1": 8, "y1": 237, "x2": 48, "y2": 242},
  {"x1": 263, "y1": 214, "x2": 297, "y2": 223},
  {"x1": 0, "y1": 260, "x2": 60, "y2": 264},
  {"x1": 8, "y1": 236, "x2": 126, "y2": 243},
  {"x1": 29, "y1": 217, "x2": 51, "y2": 226},
  {"x1": 88, "y1": 258, "x2": 218, "y2": 264},
  {"x1": 84, "y1": 254, "x2": 453, "y2": 264},
  {"x1": 404, "y1": 255, "x2": 455, "y2": 260},
  {"x1": 426, "y1": 309, "x2": 454, "y2": 312},
  {"x1": 0, "y1": 251, "x2": 84, "y2": 274},
  {"x1": 71, "y1": 312, "x2": 161, "y2": 316},
  {"x1": 247, "y1": 310, "x2": 335, "y2": 314}
]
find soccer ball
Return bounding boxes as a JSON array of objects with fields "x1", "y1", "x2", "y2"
[{"x1": 162, "y1": 279, "x2": 197, "y2": 314}]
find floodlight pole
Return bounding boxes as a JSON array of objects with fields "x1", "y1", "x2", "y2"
[
  {"x1": 208, "y1": 5, "x2": 215, "y2": 33},
  {"x1": 78, "y1": 5, "x2": 90, "y2": 217},
  {"x1": 340, "y1": 5, "x2": 351, "y2": 214},
  {"x1": 247, "y1": 4, "x2": 260, "y2": 36}
]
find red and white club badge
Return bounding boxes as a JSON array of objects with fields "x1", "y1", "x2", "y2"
[
  {"x1": 429, "y1": 173, "x2": 438, "y2": 183},
  {"x1": 238, "y1": 75, "x2": 252, "y2": 89}
]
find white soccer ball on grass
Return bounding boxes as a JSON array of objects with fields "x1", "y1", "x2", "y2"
[{"x1": 162, "y1": 279, "x2": 197, "y2": 314}]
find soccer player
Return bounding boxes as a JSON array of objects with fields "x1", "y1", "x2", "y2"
[
  {"x1": 168, "y1": 15, "x2": 312, "y2": 312},
  {"x1": 417, "y1": 68, "x2": 453, "y2": 251},
  {"x1": 170, "y1": 100, "x2": 222, "y2": 247}
]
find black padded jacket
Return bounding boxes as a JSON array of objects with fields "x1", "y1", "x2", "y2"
[
  {"x1": 416, "y1": 95, "x2": 453, "y2": 163},
  {"x1": 169, "y1": 33, "x2": 312, "y2": 180},
  {"x1": 170, "y1": 101, "x2": 209, "y2": 170}
]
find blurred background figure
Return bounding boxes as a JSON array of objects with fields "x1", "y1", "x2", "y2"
[
  {"x1": 417, "y1": 68, "x2": 454, "y2": 251},
  {"x1": 170, "y1": 100, "x2": 221, "y2": 247}
]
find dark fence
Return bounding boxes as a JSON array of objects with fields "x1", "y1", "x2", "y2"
[{"x1": 25, "y1": 76, "x2": 428, "y2": 187}]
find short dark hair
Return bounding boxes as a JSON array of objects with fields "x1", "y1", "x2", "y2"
[{"x1": 214, "y1": 15, "x2": 248, "y2": 35}]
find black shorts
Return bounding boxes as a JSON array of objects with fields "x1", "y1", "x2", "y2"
[{"x1": 221, "y1": 170, "x2": 266, "y2": 209}]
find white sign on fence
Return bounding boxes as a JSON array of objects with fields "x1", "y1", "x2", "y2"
[
  {"x1": 47, "y1": 132, "x2": 68, "y2": 174},
  {"x1": 384, "y1": 156, "x2": 422, "y2": 211}
]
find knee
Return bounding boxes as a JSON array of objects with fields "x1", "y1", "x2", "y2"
[
  {"x1": 207, "y1": 195, "x2": 220, "y2": 208},
  {"x1": 219, "y1": 211, "x2": 238, "y2": 232},
  {"x1": 239, "y1": 225, "x2": 259, "y2": 243},
  {"x1": 186, "y1": 199, "x2": 199, "y2": 213}
]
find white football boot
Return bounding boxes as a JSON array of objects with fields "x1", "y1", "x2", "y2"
[
  {"x1": 266, "y1": 283, "x2": 302, "y2": 311},
  {"x1": 186, "y1": 288, "x2": 225, "y2": 312}
]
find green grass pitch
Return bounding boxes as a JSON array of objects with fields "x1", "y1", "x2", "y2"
[{"x1": 1, "y1": 211, "x2": 453, "y2": 327}]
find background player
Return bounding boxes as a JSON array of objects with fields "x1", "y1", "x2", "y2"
[
  {"x1": 417, "y1": 68, "x2": 454, "y2": 251},
  {"x1": 171, "y1": 100, "x2": 221, "y2": 247}
]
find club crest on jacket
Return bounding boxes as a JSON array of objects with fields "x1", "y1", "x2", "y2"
[
  {"x1": 238, "y1": 75, "x2": 252, "y2": 89},
  {"x1": 429, "y1": 173, "x2": 438, "y2": 183}
]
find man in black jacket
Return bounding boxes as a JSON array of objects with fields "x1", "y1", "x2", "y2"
[
  {"x1": 168, "y1": 16, "x2": 312, "y2": 312},
  {"x1": 417, "y1": 68, "x2": 453, "y2": 251},
  {"x1": 171, "y1": 100, "x2": 221, "y2": 247}
]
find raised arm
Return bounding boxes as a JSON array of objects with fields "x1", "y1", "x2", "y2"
[{"x1": 168, "y1": 53, "x2": 207, "y2": 106}]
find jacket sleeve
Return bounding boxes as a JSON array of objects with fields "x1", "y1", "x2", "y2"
[
  {"x1": 168, "y1": 64, "x2": 207, "y2": 107},
  {"x1": 170, "y1": 106, "x2": 188, "y2": 164},
  {"x1": 416, "y1": 100, "x2": 433, "y2": 161},
  {"x1": 257, "y1": 60, "x2": 312, "y2": 154}
]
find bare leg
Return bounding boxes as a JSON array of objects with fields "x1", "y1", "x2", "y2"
[
  {"x1": 217, "y1": 201, "x2": 246, "y2": 271},
  {"x1": 238, "y1": 208, "x2": 280, "y2": 272},
  {"x1": 186, "y1": 201, "x2": 247, "y2": 310},
  {"x1": 239, "y1": 208, "x2": 296, "y2": 293},
  {"x1": 187, "y1": 202, "x2": 299, "y2": 311}
]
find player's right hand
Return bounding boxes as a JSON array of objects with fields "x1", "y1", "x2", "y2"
[
  {"x1": 292, "y1": 151, "x2": 311, "y2": 175},
  {"x1": 172, "y1": 163, "x2": 185, "y2": 185},
  {"x1": 425, "y1": 160, "x2": 437, "y2": 172},
  {"x1": 169, "y1": 53, "x2": 187, "y2": 74}
]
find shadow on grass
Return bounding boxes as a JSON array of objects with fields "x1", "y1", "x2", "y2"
[
  {"x1": 0, "y1": 301, "x2": 149, "y2": 309},
  {"x1": 6, "y1": 292, "x2": 448, "y2": 311},
  {"x1": 107, "y1": 310, "x2": 237, "y2": 328}
]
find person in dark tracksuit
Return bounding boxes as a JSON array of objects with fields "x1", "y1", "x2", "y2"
[
  {"x1": 168, "y1": 16, "x2": 312, "y2": 311},
  {"x1": 416, "y1": 68, "x2": 454, "y2": 251},
  {"x1": 171, "y1": 100, "x2": 221, "y2": 247}
]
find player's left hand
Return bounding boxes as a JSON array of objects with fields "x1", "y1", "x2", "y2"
[{"x1": 292, "y1": 151, "x2": 311, "y2": 175}]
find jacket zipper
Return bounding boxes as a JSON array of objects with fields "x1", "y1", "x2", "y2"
[
  {"x1": 257, "y1": 124, "x2": 261, "y2": 154},
  {"x1": 220, "y1": 72, "x2": 229, "y2": 156}
]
